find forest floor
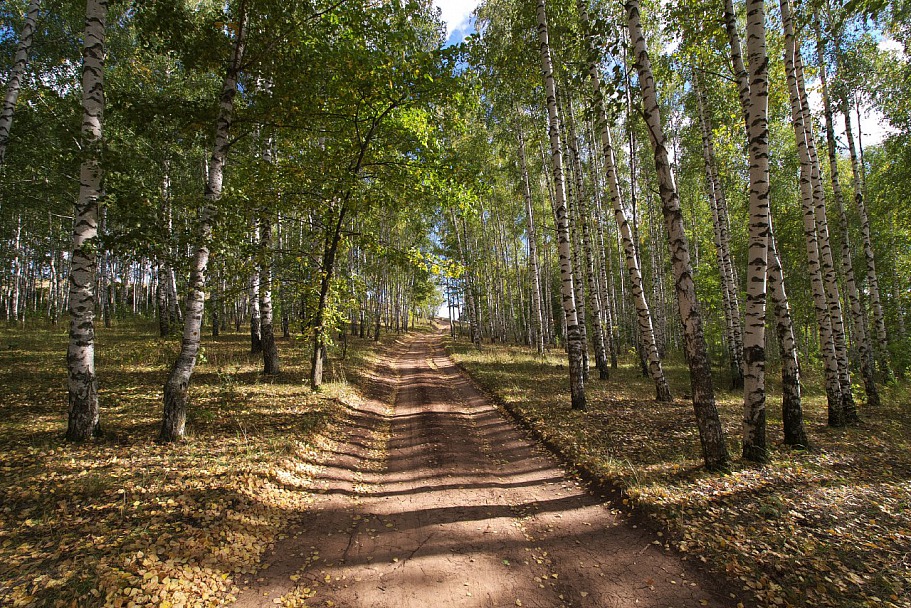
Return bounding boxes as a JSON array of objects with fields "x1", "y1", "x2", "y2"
[
  {"x1": 2, "y1": 321, "x2": 736, "y2": 608},
  {"x1": 232, "y1": 329, "x2": 732, "y2": 608},
  {"x1": 448, "y1": 336, "x2": 911, "y2": 608},
  {"x1": 0, "y1": 320, "x2": 392, "y2": 607},
  {"x1": 3, "y1": 322, "x2": 908, "y2": 608}
]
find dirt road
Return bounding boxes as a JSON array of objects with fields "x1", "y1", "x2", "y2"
[{"x1": 234, "y1": 332, "x2": 732, "y2": 607}]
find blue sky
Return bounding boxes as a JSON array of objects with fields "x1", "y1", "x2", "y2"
[{"x1": 432, "y1": 0, "x2": 478, "y2": 45}]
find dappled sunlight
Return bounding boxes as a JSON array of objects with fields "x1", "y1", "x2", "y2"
[
  {"x1": 0, "y1": 322, "x2": 394, "y2": 607},
  {"x1": 450, "y1": 338, "x2": 911, "y2": 607}
]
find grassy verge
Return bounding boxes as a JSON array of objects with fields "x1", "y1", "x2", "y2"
[
  {"x1": 448, "y1": 339, "x2": 911, "y2": 608},
  {"x1": 0, "y1": 320, "x2": 393, "y2": 608}
]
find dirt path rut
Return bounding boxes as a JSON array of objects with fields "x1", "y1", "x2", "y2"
[{"x1": 234, "y1": 332, "x2": 732, "y2": 608}]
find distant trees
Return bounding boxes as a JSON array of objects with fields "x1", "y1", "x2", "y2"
[{"x1": 2, "y1": 0, "x2": 911, "y2": 468}]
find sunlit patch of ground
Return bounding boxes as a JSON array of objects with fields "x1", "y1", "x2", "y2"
[
  {"x1": 0, "y1": 320, "x2": 396, "y2": 607},
  {"x1": 449, "y1": 340, "x2": 911, "y2": 608}
]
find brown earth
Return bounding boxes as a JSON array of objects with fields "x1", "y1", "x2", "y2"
[{"x1": 233, "y1": 330, "x2": 736, "y2": 608}]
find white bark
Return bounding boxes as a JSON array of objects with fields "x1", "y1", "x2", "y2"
[
  {"x1": 780, "y1": 0, "x2": 844, "y2": 425},
  {"x1": 741, "y1": 0, "x2": 771, "y2": 462},
  {"x1": 626, "y1": 0, "x2": 728, "y2": 469},
  {"x1": 0, "y1": 0, "x2": 40, "y2": 166},
  {"x1": 768, "y1": 220, "x2": 807, "y2": 447},
  {"x1": 694, "y1": 72, "x2": 743, "y2": 390},
  {"x1": 567, "y1": 103, "x2": 608, "y2": 380},
  {"x1": 843, "y1": 100, "x2": 891, "y2": 381},
  {"x1": 518, "y1": 126, "x2": 546, "y2": 355},
  {"x1": 66, "y1": 0, "x2": 106, "y2": 441},
  {"x1": 578, "y1": 0, "x2": 670, "y2": 400},
  {"x1": 11, "y1": 215, "x2": 22, "y2": 322},
  {"x1": 161, "y1": 5, "x2": 246, "y2": 441},
  {"x1": 794, "y1": 43, "x2": 856, "y2": 422},
  {"x1": 816, "y1": 22, "x2": 879, "y2": 409},
  {"x1": 537, "y1": 0, "x2": 585, "y2": 409}
]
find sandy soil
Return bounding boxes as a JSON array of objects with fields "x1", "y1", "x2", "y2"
[{"x1": 233, "y1": 331, "x2": 734, "y2": 607}]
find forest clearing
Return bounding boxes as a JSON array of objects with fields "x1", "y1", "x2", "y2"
[{"x1": 3, "y1": 0, "x2": 911, "y2": 606}]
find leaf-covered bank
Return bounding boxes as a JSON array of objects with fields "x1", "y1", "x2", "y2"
[
  {"x1": 449, "y1": 340, "x2": 911, "y2": 608},
  {"x1": 0, "y1": 322, "x2": 394, "y2": 607}
]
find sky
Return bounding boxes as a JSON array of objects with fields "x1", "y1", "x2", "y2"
[{"x1": 432, "y1": 0, "x2": 478, "y2": 45}]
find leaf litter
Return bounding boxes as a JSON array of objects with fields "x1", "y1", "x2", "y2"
[
  {"x1": 0, "y1": 323, "x2": 389, "y2": 607},
  {"x1": 450, "y1": 341, "x2": 911, "y2": 608}
]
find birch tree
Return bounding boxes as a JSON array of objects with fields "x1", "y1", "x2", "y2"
[
  {"x1": 536, "y1": 0, "x2": 585, "y2": 410},
  {"x1": 259, "y1": 137, "x2": 280, "y2": 375},
  {"x1": 769, "y1": 220, "x2": 808, "y2": 447},
  {"x1": 160, "y1": 4, "x2": 246, "y2": 442},
  {"x1": 815, "y1": 18, "x2": 880, "y2": 408},
  {"x1": 625, "y1": 0, "x2": 728, "y2": 469},
  {"x1": 518, "y1": 125, "x2": 546, "y2": 355},
  {"x1": 793, "y1": 17, "x2": 857, "y2": 423},
  {"x1": 722, "y1": 0, "x2": 805, "y2": 444},
  {"x1": 566, "y1": 102, "x2": 609, "y2": 380},
  {"x1": 741, "y1": 0, "x2": 772, "y2": 462},
  {"x1": 66, "y1": 0, "x2": 107, "y2": 441},
  {"x1": 0, "y1": 0, "x2": 40, "y2": 167},
  {"x1": 843, "y1": 101, "x2": 891, "y2": 381},
  {"x1": 693, "y1": 72, "x2": 743, "y2": 390},
  {"x1": 577, "y1": 0, "x2": 671, "y2": 401},
  {"x1": 780, "y1": 0, "x2": 845, "y2": 426}
]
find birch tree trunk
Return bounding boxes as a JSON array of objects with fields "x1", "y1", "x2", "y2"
[
  {"x1": 260, "y1": 214, "x2": 280, "y2": 375},
  {"x1": 723, "y1": 0, "x2": 751, "y2": 133},
  {"x1": 311, "y1": 203, "x2": 346, "y2": 388},
  {"x1": 160, "y1": 6, "x2": 245, "y2": 442},
  {"x1": 537, "y1": 0, "x2": 585, "y2": 409},
  {"x1": 66, "y1": 0, "x2": 106, "y2": 442},
  {"x1": 259, "y1": 136, "x2": 279, "y2": 374},
  {"x1": 592, "y1": 170, "x2": 618, "y2": 369},
  {"x1": 578, "y1": 0, "x2": 669, "y2": 399},
  {"x1": 741, "y1": 0, "x2": 771, "y2": 462},
  {"x1": 626, "y1": 0, "x2": 728, "y2": 468},
  {"x1": 726, "y1": 0, "x2": 805, "y2": 442},
  {"x1": 843, "y1": 100, "x2": 891, "y2": 382},
  {"x1": 156, "y1": 262, "x2": 169, "y2": 337},
  {"x1": 156, "y1": 170, "x2": 173, "y2": 337},
  {"x1": 567, "y1": 103, "x2": 608, "y2": 380},
  {"x1": 780, "y1": 0, "x2": 844, "y2": 425},
  {"x1": 519, "y1": 126, "x2": 546, "y2": 355},
  {"x1": 567, "y1": 180, "x2": 590, "y2": 380},
  {"x1": 0, "y1": 0, "x2": 40, "y2": 166},
  {"x1": 794, "y1": 44, "x2": 857, "y2": 423},
  {"x1": 250, "y1": 260, "x2": 262, "y2": 354},
  {"x1": 694, "y1": 73, "x2": 743, "y2": 390},
  {"x1": 816, "y1": 22, "x2": 879, "y2": 408},
  {"x1": 769, "y1": 220, "x2": 808, "y2": 447},
  {"x1": 11, "y1": 215, "x2": 22, "y2": 322}
]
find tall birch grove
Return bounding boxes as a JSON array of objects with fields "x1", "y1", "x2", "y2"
[
  {"x1": 625, "y1": 0, "x2": 728, "y2": 469},
  {"x1": 1, "y1": 0, "x2": 910, "y2": 475}
]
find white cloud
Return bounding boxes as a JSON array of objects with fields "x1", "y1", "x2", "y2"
[
  {"x1": 878, "y1": 35, "x2": 904, "y2": 55},
  {"x1": 808, "y1": 89, "x2": 895, "y2": 147},
  {"x1": 432, "y1": 0, "x2": 477, "y2": 34}
]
